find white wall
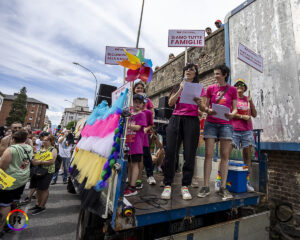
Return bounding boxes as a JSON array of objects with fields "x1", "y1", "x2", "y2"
[{"x1": 228, "y1": 0, "x2": 300, "y2": 142}]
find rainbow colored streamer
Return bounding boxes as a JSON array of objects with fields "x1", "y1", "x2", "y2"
[{"x1": 94, "y1": 117, "x2": 124, "y2": 191}]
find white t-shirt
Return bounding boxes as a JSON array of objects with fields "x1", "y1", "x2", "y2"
[
  {"x1": 58, "y1": 137, "x2": 73, "y2": 158},
  {"x1": 36, "y1": 139, "x2": 43, "y2": 152}
]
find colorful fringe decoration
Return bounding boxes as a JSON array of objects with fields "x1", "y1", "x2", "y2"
[
  {"x1": 94, "y1": 117, "x2": 124, "y2": 191},
  {"x1": 71, "y1": 89, "x2": 128, "y2": 192}
]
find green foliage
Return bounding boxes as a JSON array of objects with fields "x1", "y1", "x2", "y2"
[
  {"x1": 6, "y1": 87, "x2": 28, "y2": 126},
  {"x1": 66, "y1": 120, "x2": 77, "y2": 130}
]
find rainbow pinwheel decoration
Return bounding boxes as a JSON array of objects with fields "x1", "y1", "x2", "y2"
[{"x1": 117, "y1": 49, "x2": 153, "y2": 82}]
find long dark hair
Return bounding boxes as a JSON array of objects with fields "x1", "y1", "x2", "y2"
[{"x1": 133, "y1": 81, "x2": 146, "y2": 93}]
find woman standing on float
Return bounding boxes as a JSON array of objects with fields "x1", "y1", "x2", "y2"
[
  {"x1": 198, "y1": 65, "x2": 237, "y2": 200},
  {"x1": 161, "y1": 63, "x2": 206, "y2": 201}
]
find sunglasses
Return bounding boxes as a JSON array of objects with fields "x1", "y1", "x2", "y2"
[{"x1": 235, "y1": 83, "x2": 246, "y2": 87}]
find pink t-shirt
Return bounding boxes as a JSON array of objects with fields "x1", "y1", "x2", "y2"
[
  {"x1": 126, "y1": 111, "x2": 147, "y2": 155},
  {"x1": 233, "y1": 96, "x2": 253, "y2": 131},
  {"x1": 173, "y1": 88, "x2": 206, "y2": 116},
  {"x1": 143, "y1": 109, "x2": 154, "y2": 147},
  {"x1": 145, "y1": 98, "x2": 154, "y2": 110},
  {"x1": 206, "y1": 84, "x2": 237, "y2": 125}
]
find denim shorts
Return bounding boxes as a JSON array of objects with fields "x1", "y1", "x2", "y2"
[
  {"x1": 204, "y1": 121, "x2": 233, "y2": 140},
  {"x1": 232, "y1": 130, "x2": 255, "y2": 150}
]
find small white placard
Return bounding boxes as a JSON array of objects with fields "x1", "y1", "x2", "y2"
[
  {"x1": 179, "y1": 82, "x2": 203, "y2": 105},
  {"x1": 212, "y1": 103, "x2": 230, "y2": 121},
  {"x1": 238, "y1": 43, "x2": 263, "y2": 72}
]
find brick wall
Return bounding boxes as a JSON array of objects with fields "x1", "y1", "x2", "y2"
[
  {"x1": 266, "y1": 150, "x2": 300, "y2": 211},
  {"x1": 0, "y1": 100, "x2": 12, "y2": 126}
]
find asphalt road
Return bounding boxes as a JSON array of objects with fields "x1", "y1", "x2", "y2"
[{"x1": 3, "y1": 179, "x2": 81, "y2": 240}]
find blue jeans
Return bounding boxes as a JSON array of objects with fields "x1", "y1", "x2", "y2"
[
  {"x1": 52, "y1": 157, "x2": 70, "y2": 182},
  {"x1": 203, "y1": 121, "x2": 233, "y2": 140},
  {"x1": 232, "y1": 130, "x2": 255, "y2": 150}
]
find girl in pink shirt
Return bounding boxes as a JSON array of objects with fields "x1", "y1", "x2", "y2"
[{"x1": 133, "y1": 81, "x2": 155, "y2": 116}]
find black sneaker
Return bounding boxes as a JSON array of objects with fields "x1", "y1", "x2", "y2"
[
  {"x1": 197, "y1": 187, "x2": 210, "y2": 198},
  {"x1": 31, "y1": 207, "x2": 46, "y2": 215},
  {"x1": 217, "y1": 187, "x2": 233, "y2": 200},
  {"x1": 32, "y1": 195, "x2": 36, "y2": 199},
  {"x1": 135, "y1": 180, "x2": 143, "y2": 189},
  {"x1": 19, "y1": 197, "x2": 31, "y2": 205},
  {"x1": 0, "y1": 230, "x2": 5, "y2": 238},
  {"x1": 51, "y1": 181, "x2": 57, "y2": 185},
  {"x1": 29, "y1": 205, "x2": 39, "y2": 211}
]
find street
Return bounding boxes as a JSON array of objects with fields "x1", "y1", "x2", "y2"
[{"x1": 3, "y1": 179, "x2": 81, "y2": 240}]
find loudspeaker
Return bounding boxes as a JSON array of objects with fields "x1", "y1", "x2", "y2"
[
  {"x1": 95, "y1": 84, "x2": 117, "y2": 106},
  {"x1": 157, "y1": 108, "x2": 173, "y2": 119},
  {"x1": 158, "y1": 96, "x2": 169, "y2": 108}
]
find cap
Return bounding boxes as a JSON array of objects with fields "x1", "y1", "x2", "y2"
[
  {"x1": 133, "y1": 94, "x2": 145, "y2": 102},
  {"x1": 234, "y1": 78, "x2": 248, "y2": 91},
  {"x1": 215, "y1": 20, "x2": 222, "y2": 23}
]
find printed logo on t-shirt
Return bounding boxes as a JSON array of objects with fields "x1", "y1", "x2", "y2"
[
  {"x1": 237, "y1": 101, "x2": 248, "y2": 115},
  {"x1": 126, "y1": 120, "x2": 136, "y2": 143},
  {"x1": 216, "y1": 91, "x2": 227, "y2": 105}
]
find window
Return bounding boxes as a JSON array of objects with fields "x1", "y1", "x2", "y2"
[
  {"x1": 32, "y1": 104, "x2": 35, "y2": 107},
  {"x1": 31, "y1": 110, "x2": 34, "y2": 113},
  {"x1": 29, "y1": 117, "x2": 32, "y2": 121}
]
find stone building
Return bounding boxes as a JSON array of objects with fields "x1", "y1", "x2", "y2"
[{"x1": 0, "y1": 93, "x2": 48, "y2": 129}]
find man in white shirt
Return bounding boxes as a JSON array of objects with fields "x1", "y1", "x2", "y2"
[
  {"x1": 35, "y1": 135, "x2": 43, "y2": 152},
  {"x1": 51, "y1": 130, "x2": 73, "y2": 184}
]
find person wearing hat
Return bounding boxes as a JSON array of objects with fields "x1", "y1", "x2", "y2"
[
  {"x1": 232, "y1": 78, "x2": 257, "y2": 191},
  {"x1": 124, "y1": 94, "x2": 147, "y2": 196},
  {"x1": 215, "y1": 20, "x2": 224, "y2": 29}
]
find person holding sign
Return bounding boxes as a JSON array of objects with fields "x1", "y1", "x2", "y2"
[
  {"x1": 161, "y1": 63, "x2": 206, "y2": 201},
  {"x1": 197, "y1": 65, "x2": 237, "y2": 200},
  {"x1": 29, "y1": 135, "x2": 57, "y2": 215},
  {"x1": 0, "y1": 130, "x2": 33, "y2": 236},
  {"x1": 232, "y1": 78, "x2": 257, "y2": 191}
]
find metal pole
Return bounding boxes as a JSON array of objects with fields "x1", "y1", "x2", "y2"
[
  {"x1": 72, "y1": 62, "x2": 98, "y2": 108},
  {"x1": 185, "y1": 47, "x2": 188, "y2": 64},
  {"x1": 136, "y1": 0, "x2": 145, "y2": 49}
]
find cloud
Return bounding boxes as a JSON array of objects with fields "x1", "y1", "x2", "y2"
[
  {"x1": 46, "y1": 110, "x2": 63, "y2": 125},
  {"x1": 0, "y1": 0, "x2": 245, "y2": 125}
]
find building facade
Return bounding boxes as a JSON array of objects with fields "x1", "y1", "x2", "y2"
[
  {"x1": 61, "y1": 97, "x2": 91, "y2": 127},
  {"x1": 0, "y1": 93, "x2": 48, "y2": 129}
]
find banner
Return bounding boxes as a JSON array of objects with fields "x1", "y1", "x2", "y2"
[
  {"x1": 105, "y1": 46, "x2": 145, "y2": 65},
  {"x1": 168, "y1": 30, "x2": 205, "y2": 47}
]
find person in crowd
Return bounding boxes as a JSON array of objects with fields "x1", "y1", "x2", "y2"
[
  {"x1": 35, "y1": 134, "x2": 43, "y2": 152},
  {"x1": 124, "y1": 94, "x2": 147, "y2": 196},
  {"x1": 205, "y1": 27, "x2": 212, "y2": 36},
  {"x1": 168, "y1": 53, "x2": 175, "y2": 61},
  {"x1": 0, "y1": 130, "x2": 33, "y2": 237},
  {"x1": 232, "y1": 78, "x2": 257, "y2": 191},
  {"x1": 0, "y1": 122, "x2": 32, "y2": 157},
  {"x1": 29, "y1": 135, "x2": 57, "y2": 215},
  {"x1": 215, "y1": 20, "x2": 224, "y2": 29},
  {"x1": 161, "y1": 63, "x2": 206, "y2": 200},
  {"x1": 133, "y1": 81, "x2": 155, "y2": 116},
  {"x1": 150, "y1": 131, "x2": 165, "y2": 173},
  {"x1": 140, "y1": 94, "x2": 156, "y2": 186},
  {"x1": 51, "y1": 130, "x2": 73, "y2": 184},
  {"x1": 4, "y1": 128, "x2": 12, "y2": 137},
  {"x1": 197, "y1": 65, "x2": 237, "y2": 200}
]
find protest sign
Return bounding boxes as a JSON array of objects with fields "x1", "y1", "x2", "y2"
[
  {"x1": 105, "y1": 46, "x2": 145, "y2": 65},
  {"x1": 34, "y1": 151, "x2": 53, "y2": 161},
  {"x1": 111, "y1": 81, "x2": 132, "y2": 107},
  {"x1": 238, "y1": 43, "x2": 263, "y2": 72},
  {"x1": 0, "y1": 169, "x2": 16, "y2": 190},
  {"x1": 168, "y1": 30, "x2": 205, "y2": 47}
]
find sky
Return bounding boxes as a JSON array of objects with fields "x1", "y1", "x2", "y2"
[{"x1": 0, "y1": 0, "x2": 244, "y2": 125}]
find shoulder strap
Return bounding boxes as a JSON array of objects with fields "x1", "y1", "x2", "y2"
[
  {"x1": 215, "y1": 85, "x2": 230, "y2": 104},
  {"x1": 20, "y1": 146, "x2": 32, "y2": 162}
]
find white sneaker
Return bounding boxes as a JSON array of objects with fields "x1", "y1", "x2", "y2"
[
  {"x1": 247, "y1": 182, "x2": 255, "y2": 192},
  {"x1": 161, "y1": 186, "x2": 171, "y2": 199},
  {"x1": 147, "y1": 176, "x2": 156, "y2": 185},
  {"x1": 181, "y1": 186, "x2": 192, "y2": 200},
  {"x1": 191, "y1": 178, "x2": 199, "y2": 188},
  {"x1": 215, "y1": 180, "x2": 221, "y2": 191}
]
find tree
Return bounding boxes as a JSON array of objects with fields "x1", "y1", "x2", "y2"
[
  {"x1": 66, "y1": 120, "x2": 77, "y2": 130},
  {"x1": 6, "y1": 87, "x2": 28, "y2": 126}
]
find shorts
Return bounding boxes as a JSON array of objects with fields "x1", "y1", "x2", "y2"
[
  {"x1": 0, "y1": 185, "x2": 26, "y2": 206},
  {"x1": 30, "y1": 173, "x2": 53, "y2": 190},
  {"x1": 204, "y1": 121, "x2": 233, "y2": 140},
  {"x1": 232, "y1": 130, "x2": 255, "y2": 150},
  {"x1": 128, "y1": 154, "x2": 142, "y2": 163}
]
